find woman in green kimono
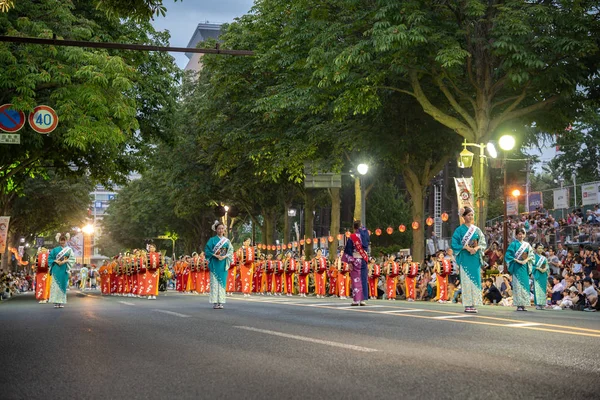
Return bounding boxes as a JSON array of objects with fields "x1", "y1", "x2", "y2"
[
  {"x1": 204, "y1": 221, "x2": 234, "y2": 309},
  {"x1": 504, "y1": 228, "x2": 534, "y2": 311},
  {"x1": 48, "y1": 233, "x2": 75, "y2": 308},
  {"x1": 451, "y1": 207, "x2": 486, "y2": 314},
  {"x1": 532, "y1": 243, "x2": 549, "y2": 310}
]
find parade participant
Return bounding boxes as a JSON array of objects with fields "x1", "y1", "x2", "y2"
[
  {"x1": 109, "y1": 256, "x2": 118, "y2": 295},
  {"x1": 123, "y1": 254, "x2": 132, "y2": 296},
  {"x1": 532, "y1": 243, "x2": 549, "y2": 310},
  {"x1": 89, "y1": 265, "x2": 97, "y2": 290},
  {"x1": 182, "y1": 256, "x2": 192, "y2": 293},
  {"x1": 131, "y1": 251, "x2": 140, "y2": 297},
  {"x1": 98, "y1": 261, "x2": 111, "y2": 296},
  {"x1": 204, "y1": 220, "x2": 234, "y2": 309},
  {"x1": 367, "y1": 257, "x2": 380, "y2": 300},
  {"x1": 146, "y1": 245, "x2": 161, "y2": 299},
  {"x1": 238, "y1": 238, "x2": 255, "y2": 297},
  {"x1": 384, "y1": 254, "x2": 400, "y2": 300},
  {"x1": 338, "y1": 254, "x2": 350, "y2": 300},
  {"x1": 298, "y1": 253, "x2": 311, "y2": 297},
  {"x1": 253, "y1": 254, "x2": 265, "y2": 294},
  {"x1": 343, "y1": 220, "x2": 369, "y2": 306},
  {"x1": 273, "y1": 253, "x2": 285, "y2": 296},
  {"x1": 34, "y1": 247, "x2": 51, "y2": 303},
  {"x1": 265, "y1": 254, "x2": 275, "y2": 295},
  {"x1": 226, "y1": 252, "x2": 238, "y2": 296},
  {"x1": 451, "y1": 207, "x2": 487, "y2": 313},
  {"x1": 505, "y1": 228, "x2": 534, "y2": 311},
  {"x1": 328, "y1": 254, "x2": 339, "y2": 298},
  {"x1": 434, "y1": 251, "x2": 452, "y2": 303},
  {"x1": 200, "y1": 252, "x2": 210, "y2": 294},
  {"x1": 190, "y1": 253, "x2": 199, "y2": 294},
  {"x1": 403, "y1": 255, "x2": 419, "y2": 302},
  {"x1": 117, "y1": 256, "x2": 125, "y2": 296},
  {"x1": 48, "y1": 233, "x2": 75, "y2": 308},
  {"x1": 79, "y1": 265, "x2": 89, "y2": 291},
  {"x1": 284, "y1": 251, "x2": 297, "y2": 297},
  {"x1": 313, "y1": 249, "x2": 328, "y2": 298}
]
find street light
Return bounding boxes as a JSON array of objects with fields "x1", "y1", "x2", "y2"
[
  {"x1": 457, "y1": 140, "x2": 497, "y2": 227},
  {"x1": 511, "y1": 189, "x2": 521, "y2": 197},
  {"x1": 82, "y1": 224, "x2": 95, "y2": 265},
  {"x1": 357, "y1": 163, "x2": 369, "y2": 226},
  {"x1": 499, "y1": 134, "x2": 516, "y2": 273}
]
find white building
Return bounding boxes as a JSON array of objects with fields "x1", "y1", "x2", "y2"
[{"x1": 184, "y1": 22, "x2": 222, "y2": 72}]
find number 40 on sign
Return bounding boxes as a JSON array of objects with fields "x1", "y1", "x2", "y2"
[{"x1": 28, "y1": 105, "x2": 58, "y2": 134}]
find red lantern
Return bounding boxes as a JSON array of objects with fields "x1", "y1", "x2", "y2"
[
  {"x1": 328, "y1": 236, "x2": 334, "y2": 243},
  {"x1": 320, "y1": 237, "x2": 326, "y2": 244},
  {"x1": 426, "y1": 217, "x2": 434, "y2": 226},
  {"x1": 267, "y1": 245, "x2": 272, "y2": 251},
  {"x1": 293, "y1": 241, "x2": 298, "y2": 247},
  {"x1": 262, "y1": 244, "x2": 267, "y2": 250},
  {"x1": 287, "y1": 243, "x2": 292, "y2": 249},
  {"x1": 345, "y1": 232, "x2": 351, "y2": 238},
  {"x1": 277, "y1": 245, "x2": 281, "y2": 250},
  {"x1": 337, "y1": 234, "x2": 343, "y2": 240},
  {"x1": 386, "y1": 226, "x2": 393, "y2": 235},
  {"x1": 300, "y1": 239, "x2": 305, "y2": 246},
  {"x1": 412, "y1": 221, "x2": 420, "y2": 230},
  {"x1": 398, "y1": 224, "x2": 406, "y2": 233},
  {"x1": 306, "y1": 238, "x2": 312, "y2": 244},
  {"x1": 375, "y1": 228, "x2": 382, "y2": 236},
  {"x1": 441, "y1": 212, "x2": 449, "y2": 222}
]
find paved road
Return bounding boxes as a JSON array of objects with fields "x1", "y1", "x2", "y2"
[{"x1": 1, "y1": 291, "x2": 599, "y2": 399}]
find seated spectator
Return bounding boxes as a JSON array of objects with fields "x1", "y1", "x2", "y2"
[
  {"x1": 551, "y1": 276, "x2": 565, "y2": 304},
  {"x1": 483, "y1": 278, "x2": 502, "y2": 305},
  {"x1": 500, "y1": 274, "x2": 512, "y2": 298},
  {"x1": 582, "y1": 278, "x2": 598, "y2": 312}
]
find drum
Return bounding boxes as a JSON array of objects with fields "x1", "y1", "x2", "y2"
[
  {"x1": 388, "y1": 262, "x2": 399, "y2": 277},
  {"x1": 440, "y1": 259, "x2": 452, "y2": 276},
  {"x1": 316, "y1": 258, "x2": 328, "y2": 273},
  {"x1": 36, "y1": 252, "x2": 49, "y2": 272},
  {"x1": 148, "y1": 252, "x2": 161, "y2": 270},
  {"x1": 300, "y1": 261, "x2": 310, "y2": 275},
  {"x1": 405, "y1": 262, "x2": 419, "y2": 278},
  {"x1": 286, "y1": 259, "x2": 297, "y2": 273},
  {"x1": 341, "y1": 262, "x2": 350, "y2": 273},
  {"x1": 372, "y1": 264, "x2": 381, "y2": 278},
  {"x1": 275, "y1": 261, "x2": 284, "y2": 275},
  {"x1": 266, "y1": 260, "x2": 275, "y2": 273}
]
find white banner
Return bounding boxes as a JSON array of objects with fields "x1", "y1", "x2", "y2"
[
  {"x1": 454, "y1": 177, "x2": 475, "y2": 211},
  {"x1": 581, "y1": 183, "x2": 600, "y2": 206},
  {"x1": 507, "y1": 197, "x2": 518, "y2": 216},
  {"x1": 553, "y1": 188, "x2": 569, "y2": 209},
  {"x1": 0, "y1": 216, "x2": 9, "y2": 253}
]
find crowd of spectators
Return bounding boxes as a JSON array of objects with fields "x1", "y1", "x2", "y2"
[{"x1": 0, "y1": 271, "x2": 33, "y2": 300}]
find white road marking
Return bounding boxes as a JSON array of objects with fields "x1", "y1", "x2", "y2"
[
  {"x1": 381, "y1": 309, "x2": 426, "y2": 314},
  {"x1": 506, "y1": 322, "x2": 541, "y2": 327},
  {"x1": 118, "y1": 301, "x2": 136, "y2": 306},
  {"x1": 305, "y1": 303, "x2": 349, "y2": 306},
  {"x1": 152, "y1": 309, "x2": 191, "y2": 318},
  {"x1": 234, "y1": 326, "x2": 378, "y2": 352},
  {"x1": 433, "y1": 314, "x2": 474, "y2": 319}
]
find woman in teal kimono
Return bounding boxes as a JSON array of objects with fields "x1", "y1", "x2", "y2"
[
  {"x1": 451, "y1": 207, "x2": 486, "y2": 314},
  {"x1": 204, "y1": 221, "x2": 233, "y2": 309},
  {"x1": 48, "y1": 234, "x2": 75, "y2": 308},
  {"x1": 504, "y1": 228, "x2": 534, "y2": 311},
  {"x1": 532, "y1": 243, "x2": 549, "y2": 310}
]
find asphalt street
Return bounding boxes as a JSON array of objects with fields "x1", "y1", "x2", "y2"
[{"x1": 1, "y1": 290, "x2": 599, "y2": 400}]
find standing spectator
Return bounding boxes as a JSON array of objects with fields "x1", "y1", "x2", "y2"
[
  {"x1": 547, "y1": 248, "x2": 562, "y2": 275},
  {"x1": 485, "y1": 242, "x2": 503, "y2": 270}
]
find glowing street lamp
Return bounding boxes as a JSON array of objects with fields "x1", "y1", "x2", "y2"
[
  {"x1": 511, "y1": 189, "x2": 521, "y2": 197},
  {"x1": 82, "y1": 224, "x2": 95, "y2": 265},
  {"x1": 357, "y1": 163, "x2": 369, "y2": 226},
  {"x1": 499, "y1": 134, "x2": 516, "y2": 273}
]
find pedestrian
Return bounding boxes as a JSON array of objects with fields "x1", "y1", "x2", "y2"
[
  {"x1": 343, "y1": 220, "x2": 369, "y2": 306},
  {"x1": 204, "y1": 220, "x2": 234, "y2": 309},
  {"x1": 48, "y1": 233, "x2": 75, "y2": 309},
  {"x1": 451, "y1": 207, "x2": 486, "y2": 313},
  {"x1": 505, "y1": 228, "x2": 534, "y2": 312},
  {"x1": 532, "y1": 243, "x2": 550, "y2": 310}
]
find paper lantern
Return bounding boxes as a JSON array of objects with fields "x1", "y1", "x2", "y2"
[
  {"x1": 426, "y1": 217, "x2": 434, "y2": 226},
  {"x1": 287, "y1": 243, "x2": 292, "y2": 249},
  {"x1": 386, "y1": 226, "x2": 393, "y2": 235},
  {"x1": 320, "y1": 237, "x2": 326, "y2": 244},
  {"x1": 398, "y1": 224, "x2": 406, "y2": 233},
  {"x1": 412, "y1": 221, "x2": 420, "y2": 230},
  {"x1": 337, "y1": 234, "x2": 343, "y2": 240},
  {"x1": 300, "y1": 239, "x2": 305, "y2": 246},
  {"x1": 262, "y1": 244, "x2": 267, "y2": 250},
  {"x1": 293, "y1": 241, "x2": 298, "y2": 247},
  {"x1": 375, "y1": 228, "x2": 382, "y2": 236},
  {"x1": 328, "y1": 236, "x2": 334, "y2": 243},
  {"x1": 306, "y1": 238, "x2": 312, "y2": 244},
  {"x1": 267, "y1": 245, "x2": 272, "y2": 251},
  {"x1": 345, "y1": 232, "x2": 351, "y2": 238},
  {"x1": 441, "y1": 212, "x2": 449, "y2": 222},
  {"x1": 276, "y1": 245, "x2": 281, "y2": 250}
]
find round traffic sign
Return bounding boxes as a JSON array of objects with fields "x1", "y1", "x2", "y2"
[
  {"x1": 0, "y1": 104, "x2": 26, "y2": 133},
  {"x1": 29, "y1": 105, "x2": 59, "y2": 134}
]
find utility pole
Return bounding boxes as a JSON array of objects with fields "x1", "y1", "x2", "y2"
[{"x1": 525, "y1": 159, "x2": 530, "y2": 214}]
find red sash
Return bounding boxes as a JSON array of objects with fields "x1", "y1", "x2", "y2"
[{"x1": 350, "y1": 233, "x2": 368, "y2": 263}]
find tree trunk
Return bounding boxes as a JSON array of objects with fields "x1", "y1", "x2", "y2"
[
  {"x1": 304, "y1": 190, "x2": 315, "y2": 258},
  {"x1": 353, "y1": 176, "x2": 361, "y2": 222},
  {"x1": 403, "y1": 173, "x2": 425, "y2": 263},
  {"x1": 328, "y1": 187, "x2": 341, "y2": 260}
]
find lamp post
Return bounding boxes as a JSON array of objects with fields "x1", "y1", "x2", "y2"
[
  {"x1": 82, "y1": 224, "x2": 95, "y2": 265},
  {"x1": 457, "y1": 141, "x2": 497, "y2": 228},
  {"x1": 224, "y1": 205, "x2": 229, "y2": 232},
  {"x1": 499, "y1": 134, "x2": 516, "y2": 272},
  {"x1": 357, "y1": 163, "x2": 369, "y2": 226}
]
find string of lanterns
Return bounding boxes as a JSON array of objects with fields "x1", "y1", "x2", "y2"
[{"x1": 254, "y1": 212, "x2": 450, "y2": 251}]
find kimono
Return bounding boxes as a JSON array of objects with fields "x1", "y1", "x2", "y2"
[
  {"x1": 505, "y1": 239, "x2": 534, "y2": 307},
  {"x1": 48, "y1": 245, "x2": 75, "y2": 304},
  {"x1": 451, "y1": 224, "x2": 486, "y2": 307},
  {"x1": 532, "y1": 253, "x2": 549, "y2": 306},
  {"x1": 204, "y1": 235, "x2": 233, "y2": 304},
  {"x1": 343, "y1": 230, "x2": 369, "y2": 303}
]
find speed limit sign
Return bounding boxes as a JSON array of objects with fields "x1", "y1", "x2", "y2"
[{"x1": 29, "y1": 105, "x2": 59, "y2": 134}]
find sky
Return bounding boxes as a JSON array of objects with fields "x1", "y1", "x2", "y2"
[{"x1": 151, "y1": 0, "x2": 255, "y2": 68}]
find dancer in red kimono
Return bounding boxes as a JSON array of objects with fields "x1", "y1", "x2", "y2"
[
  {"x1": 298, "y1": 254, "x2": 311, "y2": 297},
  {"x1": 265, "y1": 254, "x2": 275, "y2": 295},
  {"x1": 337, "y1": 255, "x2": 350, "y2": 300},
  {"x1": 238, "y1": 238, "x2": 255, "y2": 297},
  {"x1": 328, "y1": 257, "x2": 339, "y2": 298},
  {"x1": 98, "y1": 260, "x2": 111, "y2": 296},
  {"x1": 253, "y1": 254, "x2": 265, "y2": 294},
  {"x1": 403, "y1": 255, "x2": 419, "y2": 302},
  {"x1": 367, "y1": 257, "x2": 380, "y2": 300},
  {"x1": 34, "y1": 247, "x2": 51, "y2": 303},
  {"x1": 145, "y1": 245, "x2": 161, "y2": 300},
  {"x1": 226, "y1": 252, "x2": 238, "y2": 296},
  {"x1": 385, "y1": 254, "x2": 399, "y2": 300},
  {"x1": 434, "y1": 250, "x2": 452, "y2": 303},
  {"x1": 313, "y1": 249, "x2": 328, "y2": 298},
  {"x1": 273, "y1": 253, "x2": 284, "y2": 296},
  {"x1": 284, "y1": 252, "x2": 297, "y2": 296}
]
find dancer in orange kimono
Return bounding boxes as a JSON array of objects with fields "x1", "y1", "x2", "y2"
[
  {"x1": 313, "y1": 249, "x2": 328, "y2": 298},
  {"x1": 284, "y1": 251, "x2": 297, "y2": 296},
  {"x1": 273, "y1": 253, "x2": 284, "y2": 296},
  {"x1": 110, "y1": 256, "x2": 119, "y2": 295},
  {"x1": 367, "y1": 257, "x2": 380, "y2": 300},
  {"x1": 337, "y1": 255, "x2": 350, "y2": 300},
  {"x1": 145, "y1": 245, "x2": 161, "y2": 300},
  {"x1": 98, "y1": 260, "x2": 111, "y2": 295},
  {"x1": 34, "y1": 247, "x2": 51, "y2": 303},
  {"x1": 226, "y1": 252, "x2": 238, "y2": 295},
  {"x1": 238, "y1": 238, "x2": 255, "y2": 297},
  {"x1": 434, "y1": 251, "x2": 451, "y2": 303},
  {"x1": 328, "y1": 257, "x2": 339, "y2": 298},
  {"x1": 298, "y1": 254, "x2": 310, "y2": 297},
  {"x1": 385, "y1": 254, "x2": 399, "y2": 300},
  {"x1": 253, "y1": 254, "x2": 265, "y2": 294},
  {"x1": 265, "y1": 254, "x2": 275, "y2": 295},
  {"x1": 403, "y1": 255, "x2": 419, "y2": 302}
]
